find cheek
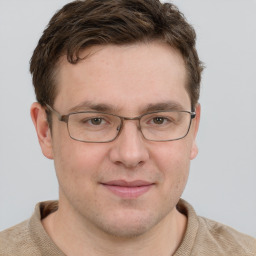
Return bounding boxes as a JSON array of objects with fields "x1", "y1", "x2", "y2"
[
  {"x1": 152, "y1": 141, "x2": 191, "y2": 189},
  {"x1": 53, "y1": 143, "x2": 108, "y2": 210},
  {"x1": 153, "y1": 140, "x2": 191, "y2": 169},
  {"x1": 52, "y1": 128, "x2": 109, "y2": 190}
]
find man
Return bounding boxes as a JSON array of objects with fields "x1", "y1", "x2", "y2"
[{"x1": 0, "y1": 0, "x2": 255, "y2": 255}]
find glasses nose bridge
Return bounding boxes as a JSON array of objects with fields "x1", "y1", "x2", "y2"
[
  {"x1": 123, "y1": 116, "x2": 141, "y2": 121},
  {"x1": 118, "y1": 116, "x2": 142, "y2": 134},
  {"x1": 122, "y1": 116, "x2": 142, "y2": 127}
]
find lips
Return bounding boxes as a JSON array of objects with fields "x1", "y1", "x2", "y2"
[{"x1": 101, "y1": 180, "x2": 154, "y2": 198}]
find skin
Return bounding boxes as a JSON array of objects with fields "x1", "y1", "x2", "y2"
[{"x1": 31, "y1": 42, "x2": 200, "y2": 256}]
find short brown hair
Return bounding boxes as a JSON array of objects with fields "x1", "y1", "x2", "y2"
[{"x1": 30, "y1": 0, "x2": 203, "y2": 109}]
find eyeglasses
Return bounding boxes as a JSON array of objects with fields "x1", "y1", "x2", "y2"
[{"x1": 45, "y1": 104, "x2": 196, "y2": 143}]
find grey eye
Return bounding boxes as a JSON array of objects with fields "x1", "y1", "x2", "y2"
[{"x1": 90, "y1": 118, "x2": 103, "y2": 125}]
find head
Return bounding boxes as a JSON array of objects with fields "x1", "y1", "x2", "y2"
[
  {"x1": 30, "y1": 0, "x2": 203, "y2": 113},
  {"x1": 30, "y1": 0, "x2": 203, "y2": 239}
]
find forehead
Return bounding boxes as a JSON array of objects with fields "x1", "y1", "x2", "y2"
[{"x1": 54, "y1": 42, "x2": 190, "y2": 114}]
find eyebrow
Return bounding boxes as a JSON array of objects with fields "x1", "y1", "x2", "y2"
[
  {"x1": 68, "y1": 101, "x2": 118, "y2": 113},
  {"x1": 67, "y1": 100, "x2": 186, "y2": 114},
  {"x1": 143, "y1": 102, "x2": 185, "y2": 113}
]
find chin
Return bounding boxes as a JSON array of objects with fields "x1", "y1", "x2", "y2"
[
  {"x1": 93, "y1": 209, "x2": 165, "y2": 239},
  {"x1": 99, "y1": 221, "x2": 152, "y2": 238}
]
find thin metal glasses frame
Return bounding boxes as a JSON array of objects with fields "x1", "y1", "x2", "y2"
[{"x1": 45, "y1": 104, "x2": 196, "y2": 143}]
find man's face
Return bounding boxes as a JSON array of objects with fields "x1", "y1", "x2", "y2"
[{"x1": 37, "y1": 42, "x2": 200, "y2": 237}]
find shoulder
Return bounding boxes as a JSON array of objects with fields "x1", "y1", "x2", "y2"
[
  {"x1": 176, "y1": 199, "x2": 256, "y2": 256},
  {"x1": 0, "y1": 220, "x2": 39, "y2": 256},
  {"x1": 0, "y1": 201, "x2": 60, "y2": 256},
  {"x1": 195, "y1": 216, "x2": 256, "y2": 256}
]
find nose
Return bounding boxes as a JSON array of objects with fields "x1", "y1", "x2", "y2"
[{"x1": 109, "y1": 120, "x2": 149, "y2": 168}]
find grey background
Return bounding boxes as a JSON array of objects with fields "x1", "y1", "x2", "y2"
[{"x1": 0, "y1": 0, "x2": 255, "y2": 237}]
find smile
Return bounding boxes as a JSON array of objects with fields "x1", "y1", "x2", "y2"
[{"x1": 101, "y1": 180, "x2": 154, "y2": 199}]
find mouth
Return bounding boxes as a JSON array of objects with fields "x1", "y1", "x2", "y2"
[{"x1": 100, "y1": 180, "x2": 155, "y2": 199}]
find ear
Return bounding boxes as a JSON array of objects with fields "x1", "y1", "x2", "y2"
[
  {"x1": 190, "y1": 103, "x2": 201, "y2": 160},
  {"x1": 30, "y1": 102, "x2": 53, "y2": 159}
]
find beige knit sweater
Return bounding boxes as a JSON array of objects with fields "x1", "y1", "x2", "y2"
[{"x1": 1, "y1": 199, "x2": 255, "y2": 255}]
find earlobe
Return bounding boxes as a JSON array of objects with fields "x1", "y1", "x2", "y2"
[
  {"x1": 30, "y1": 102, "x2": 54, "y2": 159},
  {"x1": 190, "y1": 104, "x2": 201, "y2": 160},
  {"x1": 190, "y1": 142, "x2": 198, "y2": 160}
]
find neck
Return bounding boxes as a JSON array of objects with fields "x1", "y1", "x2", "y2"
[{"x1": 42, "y1": 201, "x2": 187, "y2": 256}]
